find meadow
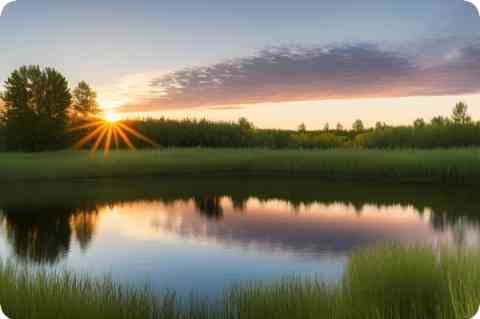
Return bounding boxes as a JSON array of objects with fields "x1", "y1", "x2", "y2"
[
  {"x1": 1, "y1": 245, "x2": 479, "y2": 319},
  {"x1": 2, "y1": 148, "x2": 480, "y2": 184}
]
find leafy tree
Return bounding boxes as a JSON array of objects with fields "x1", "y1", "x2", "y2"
[
  {"x1": 1, "y1": 66, "x2": 72, "y2": 151},
  {"x1": 352, "y1": 119, "x2": 364, "y2": 132},
  {"x1": 451, "y1": 101, "x2": 471, "y2": 125},
  {"x1": 336, "y1": 123, "x2": 344, "y2": 131},
  {"x1": 238, "y1": 117, "x2": 254, "y2": 131},
  {"x1": 71, "y1": 81, "x2": 99, "y2": 119},
  {"x1": 323, "y1": 123, "x2": 330, "y2": 132},
  {"x1": 375, "y1": 122, "x2": 386, "y2": 130},
  {"x1": 413, "y1": 118, "x2": 426, "y2": 129},
  {"x1": 298, "y1": 123, "x2": 307, "y2": 133},
  {"x1": 431, "y1": 116, "x2": 449, "y2": 127}
]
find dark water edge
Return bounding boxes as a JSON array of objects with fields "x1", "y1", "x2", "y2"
[{"x1": 0, "y1": 175, "x2": 477, "y2": 220}]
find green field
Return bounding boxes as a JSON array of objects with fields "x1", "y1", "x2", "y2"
[
  {"x1": 2, "y1": 148, "x2": 480, "y2": 183},
  {"x1": 1, "y1": 245, "x2": 479, "y2": 319}
]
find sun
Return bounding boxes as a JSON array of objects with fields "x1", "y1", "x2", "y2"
[
  {"x1": 70, "y1": 112, "x2": 158, "y2": 156},
  {"x1": 104, "y1": 111, "x2": 121, "y2": 123}
]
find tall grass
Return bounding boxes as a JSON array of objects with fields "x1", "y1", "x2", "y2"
[
  {"x1": 2, "y1": 148, "x2": 480, "y2": 184},
  {"x1": 2, "y1": 245, "x2": 480, "y2": 319},
  {"x1": 0, "y1": 262, "x2": 163, "y2": 319}
]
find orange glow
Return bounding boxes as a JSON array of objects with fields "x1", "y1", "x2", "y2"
[{"x1": 70, "y1": 112, "x2": 158, "y2": 156}]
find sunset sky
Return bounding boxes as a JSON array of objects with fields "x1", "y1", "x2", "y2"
[{"x1": 2, "y1": 0, "x2": 480, "y2": 129}]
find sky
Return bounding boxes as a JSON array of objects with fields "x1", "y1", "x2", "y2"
[{"x1": 2, "y1": 0, "x2": 480, "y2": 129}]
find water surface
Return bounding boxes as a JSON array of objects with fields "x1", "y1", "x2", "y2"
[{"x1": 0, "y1": 177, "x2": 478, "y2": 295}]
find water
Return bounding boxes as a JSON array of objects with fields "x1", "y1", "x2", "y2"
[{"x1": 0, "y1": 177, "x2": 478, "y2": 296}]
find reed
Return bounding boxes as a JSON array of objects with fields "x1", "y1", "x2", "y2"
[
  {"x1": 2, "y1": 245, "x2": 480, "y2": 318},
  {"x1": 2, "y1": 148, "x2": 480, "y2": 184}
]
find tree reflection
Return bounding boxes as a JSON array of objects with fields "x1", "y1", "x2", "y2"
[
  {"x1": 193, "y1": 196, "x2": 224, "y2": 219},
  {"x1": 70, "y1": 210, "x2": 99, "y2": 251},
  {"x1": 1, "y1": 204, "x2": 99, "y2": 264}
]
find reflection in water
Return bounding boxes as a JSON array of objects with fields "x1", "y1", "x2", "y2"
[
  {"x1": 0, "y1": 178, "x2": 479, "y2": 294},
  {"x1": 1, "y1": 205, "x2": 98, "y2": 264},
  {"x1": 194, "y1": 196, "x2": 224, "y2": 219}
]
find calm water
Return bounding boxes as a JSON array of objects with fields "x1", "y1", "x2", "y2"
[{"x1": 0, "y1": 177, "x2": 478, "y2": 296}]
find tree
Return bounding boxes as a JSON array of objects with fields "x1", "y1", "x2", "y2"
[
  {"x1": 431, "y1": 116, "x2": 449, "y2": 127},
  {"x1": 1, "y1": 66, "x2": 72, "y2": 151},
  {"x1": 238, "y1": 117, "x2": 254, "y2": 130},
  {"x1": 71, "y1": 81, "x2": 99, "y2": 119},
  {"x1": 375, "y1": 122, "x2": 386, "y2": 130},
  {"x1": 352, "y1": 119, "x2": 364, "y2": 132},
  {"x1": 323, "y1": 123, "x2": 330, "y2": 132},
  {"x1": 413, "y1": 118, "x2": 426, "y2": 129},
  {"x1": 298, "y1": 123, "x2": 307, "y2": 133},
  {"x1": 451, "y1": 101, "x2": 471, "y2": 125},
  {"x1": 336, "y1": 123, "x2": 344, "y2": 131}
]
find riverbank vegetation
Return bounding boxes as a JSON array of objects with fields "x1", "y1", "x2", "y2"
[
  {"x1": 2, "y1": 148, "x2": 480, "y2": 183},
  {"x1": 1, "y1": 245, "x2": 479, "y2": 319},
  {"x1": 2, "y1": 66, "x2": 480, "y2": 151}
]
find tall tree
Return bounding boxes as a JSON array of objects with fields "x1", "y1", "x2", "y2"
[
  {"x1": 413, "y1": 118, "x2": 426, "y2": 129},
  {"x1": 352, "y1": 119, "x2": 364, "y2": 132},
  {"x1": 71, "y1": 81, "x2": 99, "y2": 119},
  {"x1": 451, "y1": 101, "x2": 471, "y2": 125},
  {"x1": 1, "y1": 66, "x2": 72, "y2": 151}
]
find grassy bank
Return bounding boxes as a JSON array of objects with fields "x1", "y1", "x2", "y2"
[
  {"x1": 1, "y1": 245, "x2": 480, "y2": 319},
  {"x1": 2, "y1": 148, "x2": 480, "y2": 183}
]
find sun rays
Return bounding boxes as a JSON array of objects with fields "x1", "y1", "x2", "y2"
[{"x1": 71, "y1": 112, "x2": 158, "y2": 156}]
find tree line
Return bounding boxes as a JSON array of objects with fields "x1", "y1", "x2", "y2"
[
  {"x1": 0, "y1": 66, "x2": 98, "y2": 151},
  {"x1": 128, "y1": 101, "x2": 480, "y2": 149},
  {"x1": 1, "y1": 65, "x2": 480, "y2": 151}
]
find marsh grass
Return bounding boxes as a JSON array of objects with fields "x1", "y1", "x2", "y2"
[
  {"x1": 1, "y1": 245, "x2": 480, "y2": 318},
  {"x1": 2, "y1": 148, "x2": 480, "y2": 183}
]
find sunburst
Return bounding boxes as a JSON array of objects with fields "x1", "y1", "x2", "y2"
[{"x1": 70, "y1": 111, "x2": 158, "y2": 156}]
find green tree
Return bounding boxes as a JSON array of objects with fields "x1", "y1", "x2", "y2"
[
  {"x1": 1, "y1": 66, "x2": 72, "y2": 151},
  {"x1": 413, "y1": 118, "x2": 426, "y2": 129},
  {"x1": 71, "y1": 81, "x2": 99, "y2": 119},
  {"x1": 431, "y1": 116, "x2": 449, "y2": 126},
  {"x1": 298, "y1": 123, "x2": 307, "y2": 133},
  {"x1": 352, "y1": 119, "x2": 364, "y2": 132},
  {"x1": 451, "y1": 101, "x2": 471, "y2": 125},
  {"x1": 238, "y1": 117, "x2": 254, "y2": 130},
  {"x1": 375, "y1": 122, "x2": 386, "y2": 130}
]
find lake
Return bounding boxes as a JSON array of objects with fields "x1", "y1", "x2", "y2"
[{"x1": 0, "y1": 177, "x2": 478, "y2": 296}]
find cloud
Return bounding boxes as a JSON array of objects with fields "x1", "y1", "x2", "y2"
[
  {"x1": 0, "y1": 0, "x2": 15, "y2": 16},
  {"x1": 115, "y1": 41, "x2": 480, "y2": 112}
]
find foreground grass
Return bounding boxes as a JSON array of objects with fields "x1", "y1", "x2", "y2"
[
  {"x1": 2, "y1": 245, "x2": 480, "y2": 319},
  {"x1": 2, "y1": 148, "x2": 480, "y2": 183}
]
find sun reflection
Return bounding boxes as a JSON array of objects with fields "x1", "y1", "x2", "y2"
[{"x1": 70, "y1": 111, "x2": 158, "y2": 156}]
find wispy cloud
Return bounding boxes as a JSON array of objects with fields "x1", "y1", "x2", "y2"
[{"x1": 114, "y1": 41, "x2": 480, "y2": 113}]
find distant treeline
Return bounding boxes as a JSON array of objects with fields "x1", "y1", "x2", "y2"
[
  {"x1": 116, "y1": 102, "x2": 480, "y2": 149},
  {"x1": 2, "y1": 102, "x2": 480, "y2": 151}
]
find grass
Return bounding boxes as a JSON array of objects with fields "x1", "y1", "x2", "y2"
[
  {"x1": 1, "y1": 245, "x2": 480, "y2": 319},
  {"x1": 1, "y1": 148, "x2": 480, "y2": 183}
]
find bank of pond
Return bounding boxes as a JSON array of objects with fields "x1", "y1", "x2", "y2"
[{"x1": 2, "y1": 148, "x2": 480, "y2": 184}]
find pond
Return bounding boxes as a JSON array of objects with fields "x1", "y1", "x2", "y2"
[{"x1": 0, "y1": 176, "x2": 478, "y2": 296}]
